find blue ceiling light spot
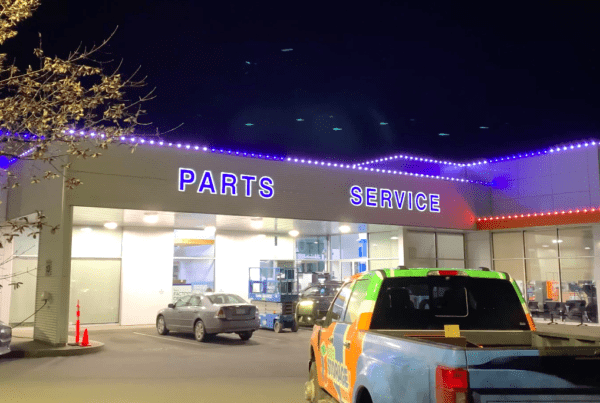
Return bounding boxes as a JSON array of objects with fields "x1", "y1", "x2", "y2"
[
  {"x1": 380, "y1": 122, "x2": 388, "y2": 125},
  {"x1": 245, "y1": 123, "x2": 254, "y2": 126},
  {"x1": 245, "y1": 61, "x2": 251, "y2": 64},
  {"x1": 439, "y1": 133, "x2": 450, "y2": 136},
  {"x1": 296, "y1": 118, "x2": 304, "y2": 121},
  {"x1": 281, "y1": 48, "x2": 293, "y2": 52},
  {"x1": 333, "y1": 128, "x2": 342, "y2": 131},
  {"x1": 479, "y1": 126, "x2": 489, "y2": 129}
]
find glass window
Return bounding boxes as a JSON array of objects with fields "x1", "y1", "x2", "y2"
[
  {"x1": 208, "y1": 294, "x2": 246, "y2": 304},
  {"x1": 559, "y1": 258, "x2": 594, "y2": 304},
  {"x1": 189, "y1": 296, "x2": 202, "y2": 306},
  {"x1": 330, "y1": 235, "x2": 341, "y2": 260},
  {"x1": 437, "y1": 259, "x2": 465, "y2": 269},
  {"x1": 369, "y1": 259, "x2": 401, "y2": 271},
  {"x1": 296, "y1": 236, "x2": 327, "y2": 260},
  {"x1": 525, "y1": 258, "x2": 560, "y2": 304},
  {"x1": 303, "y1": 286, "x2": 320, "y2": 296},
  {"x1": 297, "y1": 261, "x2": 325, "y2": 273},
  {"x1": 494, "y1": 260, "x2": 526, "y2": 296},
  {"x1": 369, "y1": 232, "x2": 398, "y2": 259},
  {"x1": 174, "y1": 229, "x2": 215, "y2": 258},
  {"x1": 341, "y1": 233, "x2": 367, "y2": 259},
  {"x1": 330, "y1": 283, "x2": 352, "y2": 321},
  {"x1": 524, "y1": 230, "x2": 558, "y2": 259},
  {"x1": 175, "y1": 296, "x2": 191, "y2": 308},
  {"x1": 343, "y1": 280, "x2": 370, "y2": 323},
  {"x1": 369, "y1": 277, "x2": 529, "y2": 330},
  {"x1": 437, "y1": 233, "x2": 464, "y2": 260},
  {"x1": 406, "y1": 232, "x2": 435, "y2": 260},
  {"x1": 493, "y1": 232, "x2": 524, "y2": 259},
  {"x1": 559, "y1": 228, "x2": 593, "y2": 257}
]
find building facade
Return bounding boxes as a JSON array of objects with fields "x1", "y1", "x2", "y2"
[{"x1": 0, "y1": 138, "x2": 598, "y2": 345}]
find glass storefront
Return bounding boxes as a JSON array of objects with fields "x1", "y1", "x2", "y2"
[
  {"x1": 172, "y1": 229, "x2": 215, "y2": 302},
  {"x1": 493, "y1": 227, "x2": 598, "y2": 323}
]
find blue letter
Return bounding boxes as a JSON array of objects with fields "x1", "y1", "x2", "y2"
[
  {"x1": 197, "y1": 170, "x2": 217, "y2": 194},
  {"x1": 415, "y1": 192, "x2": 427, "y2": 211},
  {"x1": 240, "y1": 175, "x2": 257, "y2": 197},
  {"x1": 350, "y1": 186, "x2": 363, "y2": 206},
  {"x1": 365, "y1": 187, "x2": 377, "y2": 207},
  {"x1": 259, "y1": 176, "x2": 274, "y2": 199},
  {"x1": 221, "y1": 172, "x2": 238, "y2": 196},
  {"x1": 178, "y1": 168, "x2": 196, "y2": 192},
  {"x1": 394, "y1": 190, "x2": 406, "y2": 209},
  {"x1": 380, "y1": 189, "x2": 393, "y2": 208},
  {"x1": 429, "y1": 194, "x2": 440, "y2": 213},
  {"x1": 407, "y1": 191, "x2": 413, "y2": 210}
]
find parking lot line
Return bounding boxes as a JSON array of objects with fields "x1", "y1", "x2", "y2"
[{"x1": 132, "y1": 332, "x2": 200, "y2": 345}]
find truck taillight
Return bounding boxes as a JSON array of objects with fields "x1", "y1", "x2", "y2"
[
  {"x1": 436, "y1": 366, "x2": 469, "y2": 403},
  {"x1": 215, "y1": 308, "x2": 226, "y2": 319}
]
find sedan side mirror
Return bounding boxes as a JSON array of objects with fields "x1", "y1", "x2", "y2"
[{"x1": 168, "y1": 303, "x2": 175, "y2": 309}]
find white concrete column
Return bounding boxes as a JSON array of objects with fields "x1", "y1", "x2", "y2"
[{"x1": 397, "y1": 227, "x2": 407, "y2": 267}]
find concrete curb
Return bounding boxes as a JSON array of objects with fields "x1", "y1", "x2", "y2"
[{"x1": 2, "y1": 336, "x2": 104, "y2": 359}]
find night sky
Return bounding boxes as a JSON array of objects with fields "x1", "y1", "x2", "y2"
[{"x1": 7, "y1": 1, "x2": 600, "y2": 162}]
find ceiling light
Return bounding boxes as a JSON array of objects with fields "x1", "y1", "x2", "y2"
[
  {"x1": 81, "y1": 227, "x2": 92, "y2": 233},
  {"x1": 143, "y1": 213, "x2": 159, "y2": 224},
  {"x1": 104, "y1": 222, "x2": 118, "y2": 230},
  {"x1": 250, "y1": 217, "x2": 263, "y2": 229},
  {"x1": 205, "y1": 226, "x2": 216, "y2": 233},
  {"x1": 289, "y1": 230, "x2": 299, "y2": 237},
  {"x1": 584, "y1": 246, "x2": 591, "y2": 250},
  {"x1": 390, "y1": 236, "x2": 398, "y2": 240},
  {"x1": 339, "y1": 225, "x2": 351, "y2": 233},
  {"x1": 542, "y1": 244, "x2": 549, "y2": 248},
  {"x1": 552, "y1": 239, "x2": 563, "y2": 244}
]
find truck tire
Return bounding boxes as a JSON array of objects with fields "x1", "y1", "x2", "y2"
[
  {"x1": 305, "y1": 360, "x2": 327, "y2": 403},
  {"x1": 291, "y1": 321, "x2": 299, "y2": 332}
]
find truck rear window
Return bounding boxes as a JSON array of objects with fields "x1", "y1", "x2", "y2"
[{"x1": 369, "y1": 277, "x2": 530, "y2": 330}]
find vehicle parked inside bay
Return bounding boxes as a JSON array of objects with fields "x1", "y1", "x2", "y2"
[
  {"x1": 295, "y1": 281, "x2": 342, "y2": 326},
  {"x1": 0, "y1": 321, "x2": 11, "y2": 356},
  {"x1": 156, "y1": 293, "x2": 259, "y2": 342}
]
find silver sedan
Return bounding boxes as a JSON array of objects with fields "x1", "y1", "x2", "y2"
[
  {"x1": 0, "y1": 321, "x2": 11, "y2": 356},
  {"x1": 156, "y1": 293, "x2": 260, "y2": 342}
]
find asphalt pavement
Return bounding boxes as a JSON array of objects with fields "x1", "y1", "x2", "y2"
[{"x1": 0, "y1": 325, "x2": 314, "y2": 403}]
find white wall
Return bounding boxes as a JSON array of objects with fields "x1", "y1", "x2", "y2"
[
  {"x1": 215, "y1": 232, "x2": 294, "y2": 300},
  {"x1": 120, "y1": 229, "x2": 174, "y2": 325},
  {"x1": 72, "y1": 226, "x2": 122, "y2": 258},
  {"x1": 0, "y1": 241, "x2": 14, "y2": 324}
]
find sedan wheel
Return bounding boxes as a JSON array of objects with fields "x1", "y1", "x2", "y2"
[
  {"x1": 238, "y1": 331, "x2": 253, "y2": 341},
  {"x1": 156, "y1": 316, "x2": 169, "y2": 335},
  {"x1": 194, "y1": 320, "x2": 208, "y2": 342}
]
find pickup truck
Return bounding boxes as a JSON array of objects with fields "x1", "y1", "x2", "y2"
[{"x1": 305, "y1": 268, "x2": 600, "y2": 403}]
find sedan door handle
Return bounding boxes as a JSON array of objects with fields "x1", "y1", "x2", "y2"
[{"x1": 343, "y1": 341, "x2": 351, "y2": 349}]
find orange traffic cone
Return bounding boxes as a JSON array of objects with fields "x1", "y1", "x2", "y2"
[{"x1": 81, "y1": 328, "x2": 90, "y2": 347}]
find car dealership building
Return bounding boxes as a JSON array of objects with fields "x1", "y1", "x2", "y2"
[{"x1": 1, "y1": 137, "x2": 599, "y2": 345}]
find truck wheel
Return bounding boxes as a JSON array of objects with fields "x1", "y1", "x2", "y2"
[
  {"x1": 305, "y1": 360, "x2": 327, "y2": 403},
  {"x1": 291, "y1": 321, "x2": 299, "y2": 332},
  {"x1": 273, "y1": 321, "x2": 283, "y2": 333}
]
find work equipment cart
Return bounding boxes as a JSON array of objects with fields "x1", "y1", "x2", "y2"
[{"x1": 249, "y1": 267, "x2": 299, "y2": 333}]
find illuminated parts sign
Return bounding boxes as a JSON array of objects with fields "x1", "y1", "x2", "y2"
[
  {"x1": 178, "y1": 168, "x2": 274, "y2": 198},
  {"x1": 349, "y1": 185, "x2": 440, "y2": 213}
]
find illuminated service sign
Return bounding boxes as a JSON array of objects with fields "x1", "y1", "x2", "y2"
[
  {"x1": 178, "y1": 168, "x2": 274, "y2": 198},
  {"x1": 349, "y1": 185, "x2": 440, "y2": 213}
]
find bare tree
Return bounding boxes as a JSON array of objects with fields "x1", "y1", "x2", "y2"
[{"x1": 0, "y1": 0, "x2": 156, "y2": 249}]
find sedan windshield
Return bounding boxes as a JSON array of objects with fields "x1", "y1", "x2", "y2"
[{"x1": 208, "y1": 294, "x2": 247, "y2": 304}]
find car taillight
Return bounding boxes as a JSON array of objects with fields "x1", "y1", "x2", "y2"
[
  {"x1": 215, "y1": 308, "x2": 226, "y2": 319},
  {"x1": 436, "y1": 366, "x2": 469, "y2": 403}
]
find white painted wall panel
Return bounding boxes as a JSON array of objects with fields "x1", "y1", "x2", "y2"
[
  {"x1": 72, "y1": 226, "x2": 123, "y2": 258},
  {"x1": 215, "y1": 232, "x2": 294, "y2": 300},
  {"x1": 120, "y1": 229, "x2": 174, "y2": 325},
  {"x1": 465, "y1": 231, "x2": 491, "y2": 269}
]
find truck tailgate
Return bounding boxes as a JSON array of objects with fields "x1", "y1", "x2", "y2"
[{"x1": 467, "y1": 350, "x2": 600, "y2": 402}]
